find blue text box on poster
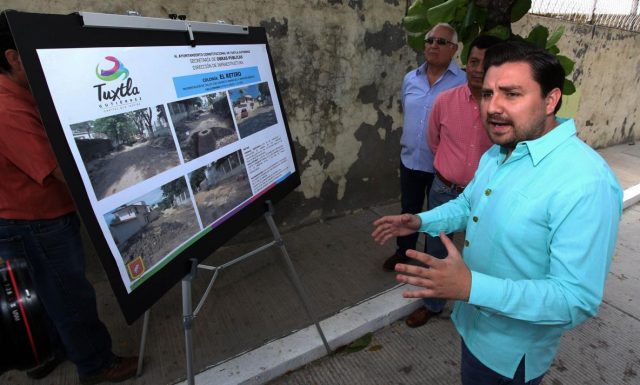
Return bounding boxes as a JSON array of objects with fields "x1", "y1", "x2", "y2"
[{"x1": 173, "y1": 67, "x2": 261, "y2": 98}]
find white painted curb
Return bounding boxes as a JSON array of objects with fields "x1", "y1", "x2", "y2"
[
  {"x1": 176, "y1": 285, "x2": 421, "y2": 385},
  {"x1": 623, "y1": 183, "x2": 640, "y2": 209}
]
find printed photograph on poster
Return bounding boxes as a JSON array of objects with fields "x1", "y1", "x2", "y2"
[
  {"x1": 70, "y1": 105, "x2": 180, "y2": 200},
  {"x1": 189, "y1": 150, "x2": 252, "y2": 226},
  {"x1": 167, "y1": 92, "x2": 238, "y2": 162},
  {"x1": 104, "y1": 177, "x2": 200, "y2": 280},
  {"x1": 229, "y1": 82, "x2": 277, "y2": 138}
]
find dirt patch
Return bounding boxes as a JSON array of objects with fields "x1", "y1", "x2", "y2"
[
  {"x1": 120, "y1": 203, "x2": 200, "y2": 269},
  {"x1": 195, "y1": 174, "x2": 253, "y2": 226},
  {"x1": 87, "y1": 139, "x2": 180, "y2": 200}
]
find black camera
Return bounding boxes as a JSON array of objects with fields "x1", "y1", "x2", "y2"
[{"x1": 0, "y1": 257, "x2": 52, "y2": 375}]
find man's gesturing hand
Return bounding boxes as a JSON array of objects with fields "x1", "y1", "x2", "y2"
[
  {"x1": 395, "y1": 232, "x2": 471, "y2": 301},
  {"x1": 371, "y1": 214, "x2": 421, "y2": 245}
]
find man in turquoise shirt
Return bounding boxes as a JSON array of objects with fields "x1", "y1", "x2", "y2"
[{"x1": 372, "y1": 41, "x2": 622, "y2": 384}]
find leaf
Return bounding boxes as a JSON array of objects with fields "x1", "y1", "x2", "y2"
[
  {"x1": 511, "y1": 0, "x2": 532, "y2": 22},
  {"x1": 407, "y1": 0, "x2": 447, "y2": 16},
  {"x1": 403, "y1": 14, "x2": 432, "y2": 33},
  {"x1": 460, "y1": 31, "x2": 479, "y2": 64},
  {"x1": 407, "y1": 33, "x2": 427, "y2": 53},
  {"x1": 484, "y1": 25, "x2": 511, "y2": 40},
  {"x1": 526, "y1": 25, "x2": 549, "y2": 48},
  {"x1": 547, "y1": 45, "x2": 560, "y2": 54},
  {"x1": 546, "y1": 26, "x2": 564, "y2": 49},
  {"x1": 427, "y1": 0, "x2": 466, "y2": 25},
  {"x1": 462, "y1": 0, "x2": 478, "y2": 29},
  {"x1": 563, "y1": 78, "x2": 576, "y2": 95},
  {"x1": 556, "y1": 55, "x2": 575, "y2": 75},
  {"x1": 345, "y1": 333, "x2": 373, "y2": 353},
  {"x1": 454, "y1": 4, "x2": 469, "y2": 23},
  {"x1": 459, "y1": 22, "x2": 479, "y2": 43}
]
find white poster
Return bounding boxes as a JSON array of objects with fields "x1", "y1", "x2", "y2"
[{"x1": 37, "y1": 44, "x2": 296, "y2": 292}]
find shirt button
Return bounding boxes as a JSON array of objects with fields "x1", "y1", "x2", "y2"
[
  {"x1": 485, "y1": 188, "x2": 492, "y2": 196},
  {"x1": 472, "y1": 216, "x2": 478, "y2": 222},
  {"x1": 464, "y1": 240, "x2": 470, "y2": 247}
]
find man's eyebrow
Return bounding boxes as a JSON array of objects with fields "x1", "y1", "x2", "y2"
[{"x1": 498, "y1": 85, "x2": 523, "y2": 92}]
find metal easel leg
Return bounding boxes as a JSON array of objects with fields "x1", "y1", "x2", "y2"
[
  {"x1": 182, "y1": 258, "x2": 198, "y2": 385},
  {"x1": 136, "y1": 309, "x2": 151, "y2": 376},
  {"x1": 264, "y1": 201, "x2": 332, "y2": 355}
]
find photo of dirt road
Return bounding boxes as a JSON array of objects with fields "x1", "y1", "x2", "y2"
[
  {"x1": 189, "y1": 150, "x2": 252, "y2": 226},
  {"x1": 229, "y1": 82, "x2": 278, "y2": 139},
  {"x1": 71, "y1": 105, "x2": 180, "y2": 200},
  {"x1": 106, "y1": 179, "x2": 200, "y2": 276},
  {"x1": 167, "y1": 92, "x2": 238, "y2": 162}
]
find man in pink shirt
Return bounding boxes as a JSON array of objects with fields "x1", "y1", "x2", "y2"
[{"x1": 404, "y1": 35, "x2": 502, "y2": 328}]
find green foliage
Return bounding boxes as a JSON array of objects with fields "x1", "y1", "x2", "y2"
[
  {"x1": 189, "y1": 167, "x2": 206, "y2": 192},
  {"x1": 161, "y1": 178, "x2": 188, "y2": 208},
  {"x1": 93, "y1": 114, "x2": 136, "y2": 145},
  {"x1": 344, "y1": 333, "x2": 373, "y2": 353},
  {"x1": 402, "y1": 0, "x2": 576, "y2": 95},
  {"x1": 510, "y1": 0, "x2": 531, "y2": 22}
]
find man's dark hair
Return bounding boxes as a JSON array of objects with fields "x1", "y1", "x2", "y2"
[
  {"x1": 467, "y1": 35, "x2": 503, "y2": 58},
  {"x1": 0, "y1": 29, "x2": 16, "y2": 72},
  {"x1": 483, "y1": 40, "x2": 565, "y2": 113}
]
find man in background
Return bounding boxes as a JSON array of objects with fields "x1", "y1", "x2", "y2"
[
  {"x1": 0, "y1": 31, "x2": 137, "y2": 384},
  {"x1": 404, "y1": 35, "x2": 502, "y2": 328},
  {"x1": 373, "y1": 41, "x2": 622, "y2": 384},
  {"x1": 384, "y1": 22, "x2": 465, "y2": 277}
]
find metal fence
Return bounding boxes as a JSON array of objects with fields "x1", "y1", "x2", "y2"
[{"x1": 530, "y1": 0, "x2": 640, "y2": 32}]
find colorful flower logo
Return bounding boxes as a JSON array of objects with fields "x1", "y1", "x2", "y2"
[{"x1": 95, "y1": 56, "x2": 130, "y2": 81}]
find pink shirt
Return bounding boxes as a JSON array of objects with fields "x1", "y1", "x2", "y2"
[{"x1": 427, "y1": 84, "x2": 493, "y2": 187}]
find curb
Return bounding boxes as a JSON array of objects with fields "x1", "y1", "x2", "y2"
[{"x1": 177, "y1": 285, "x2": 421, "y2": 385}]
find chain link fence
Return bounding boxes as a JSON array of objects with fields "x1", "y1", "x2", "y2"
[{"x1": 531, "y1": 0, "x2": 640, "y2": 32}]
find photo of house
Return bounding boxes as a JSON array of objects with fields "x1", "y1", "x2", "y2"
[
  {"x1": 105, "y1": 179, "x2": 200, "y2": 277},
  {"x1": 189, "y1": 150, "x2": 252, "y2": 226},
  {"x1": 228, "y1": 82, "x2": 277, "y2": 138}
]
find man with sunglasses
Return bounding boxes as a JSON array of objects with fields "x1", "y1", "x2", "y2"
[{"x1": 383, "y1": 23, "x2": 465, "y2": 278}]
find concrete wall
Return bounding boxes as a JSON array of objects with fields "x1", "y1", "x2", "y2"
[
  {"x1": 514, "y1": 14, "x2": 640, "y2": 148},
  {"x1": 3, "y1": 2, "x2": 639, "y2": 229}
]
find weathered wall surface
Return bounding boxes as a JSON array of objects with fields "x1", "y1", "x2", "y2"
[
  {"x1": 514, "y1": 14, "x2": 640, "y2": 148},
  {"x1": 2, "y1": 0, "x2": 414, "y2": 229},
  {"x1": 2, "y1": 2, "x2": 639, "y2": 229}
]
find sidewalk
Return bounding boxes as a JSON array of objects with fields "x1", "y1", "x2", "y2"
[
  {"x1": 193, "y1": 142, "x2": 640, "y2": 385},
  {"x1": 1, "y1": 143, "x2": 638, "y2": 385}
]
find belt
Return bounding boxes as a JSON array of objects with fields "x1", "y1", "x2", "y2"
[{"x1": 435, "y1": 171, "x2": 465, "y2": 193}]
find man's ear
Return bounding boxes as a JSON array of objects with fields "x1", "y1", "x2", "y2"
[
  {"x1": 4, "y1": 49, "x2": 21, "y2": 71},
  {"x1": 545, "y1": 88, "x2": 562, "y2": 115}
]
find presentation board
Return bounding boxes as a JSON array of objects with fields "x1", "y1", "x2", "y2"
[{"x1": 2, "y1": 11, "x2": 300, "y2": 323}]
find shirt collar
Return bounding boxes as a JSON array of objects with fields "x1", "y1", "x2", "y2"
[
  {"x1": 503, "y1": 118, "x2": 576, "y2": 166},
  {"x1": 416, "y1": 60, "x2": 463, "y2": 78}
]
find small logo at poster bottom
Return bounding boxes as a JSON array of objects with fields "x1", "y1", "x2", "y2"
[{"x1": 127, "y1": 256, "x2": 145, "y2": 280}]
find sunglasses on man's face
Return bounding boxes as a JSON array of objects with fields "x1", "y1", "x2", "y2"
[{"x1": 425, "y1": 37, "x2": 453, "y2": 46}]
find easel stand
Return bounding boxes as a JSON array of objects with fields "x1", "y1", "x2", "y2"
[{"x1": 138, "y1": 201, "x2": 331, "y2": 385}]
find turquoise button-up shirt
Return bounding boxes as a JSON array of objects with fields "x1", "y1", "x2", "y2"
[{"x1": 417, "y1": 119, "x2": 622, "y2": 381}]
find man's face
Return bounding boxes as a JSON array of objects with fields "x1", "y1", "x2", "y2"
[
  {"x1": 465, "y1": 47, "x2": 487, "y2": 91},
  {"x1": 480, "y1": 61, "x2": 555, "y2": 149},
  {"x1": 423, "y1": 26, "x2": 457, "y2": 68}
]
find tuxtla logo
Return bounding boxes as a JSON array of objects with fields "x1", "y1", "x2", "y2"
[{"x1": 93, "y1": 56, "x2": 142, "y2": 109}]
